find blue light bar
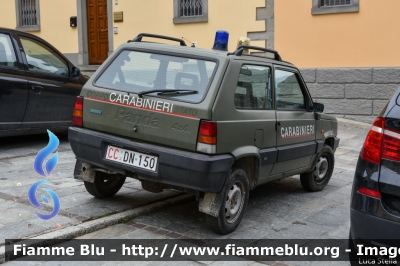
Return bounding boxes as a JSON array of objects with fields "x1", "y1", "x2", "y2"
[{"x1": 212, "y1": 30, "x2": 229, "y2": 51}]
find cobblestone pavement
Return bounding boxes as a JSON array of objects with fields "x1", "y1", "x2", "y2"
[
  {"x1": 1, "y1": 120, "x2": 370, "y2": 265},
  {"x1": 0, "y1": 133, "x2": 182, "y2": 243}
]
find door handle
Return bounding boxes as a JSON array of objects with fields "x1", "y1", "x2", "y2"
[
  {"x1": 32, "y1": 86, "x2": 43, "y2": 94},
  {"x1": 100, "y1": 29, "x2": 108, "y2": 32}
]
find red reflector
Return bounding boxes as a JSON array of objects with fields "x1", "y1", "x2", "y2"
[
  {"x1": 361, "y1": 118, "x2": 385, "y2": 165},
  {"x1": 72, "y1": 96, "x2": 83, "y2": 127},
  {"x1": 358, "y1": 187, "x2": 381, "y2": 198},
  {"x1": 198, "y1": 121, "x2": 217, "y2": 144}
]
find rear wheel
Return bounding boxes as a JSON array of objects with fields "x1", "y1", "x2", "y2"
[
  {"x1": 300, "y1": 144, "x2": 334, "y2": 192},
  {"x1": 206, "y1": 168, "x2": 249, "y2": 235},
  {"x1": 84, "y1": 171, "x2": 126, "y2": 199}
]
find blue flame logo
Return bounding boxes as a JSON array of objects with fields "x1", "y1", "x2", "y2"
[
  {"x1": 29, "y1": 130, "x2": 61, "y2": 220},
  {"x1": 28, "y1": 180, "x2": 60, "y2": 220},
  {"x1": 34, "y1": 130, "x2": 59, "y2": 176}
]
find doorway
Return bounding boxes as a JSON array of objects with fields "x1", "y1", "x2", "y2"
[{"x1": 77, "y1": 0, "x2": 113, "y2": 66}]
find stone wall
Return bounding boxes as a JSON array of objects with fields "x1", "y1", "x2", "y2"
[
  {"x1": 300, "y1": 68, "x2": 400, "y2": 124},
  {"x1": 248, "y1": 0, "x2": 274, "y2": 49}
]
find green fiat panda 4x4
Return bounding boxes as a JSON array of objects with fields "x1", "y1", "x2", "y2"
[{"x1": 69, "y1": 32, "x2": 340, "y2": 234}]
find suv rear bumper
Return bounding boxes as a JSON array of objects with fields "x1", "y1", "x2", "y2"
[
  {"x1": 350, "y1": 208, "x2": 400, "y2": 249},
  {"x1": 68, "y1": 127, "x2": 234, "y2": 193}
]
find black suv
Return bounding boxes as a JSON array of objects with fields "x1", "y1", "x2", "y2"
[
  {"x1": 0, "y1": 27, "x2": 87, "y2": 137},
  {"x1": 349, "y1": 87, "x2": 400, "y2": 263}
]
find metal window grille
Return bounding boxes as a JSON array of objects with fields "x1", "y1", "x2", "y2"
[
  {"x1": 179, "y1": 0, "x2": 203, "y2": 17},
  {"x1": 20, "y1": 0, "x2": 38, "y2": 26},
  {"x1": 321, "y1": 0, "x2": 351, "y2": 6}
]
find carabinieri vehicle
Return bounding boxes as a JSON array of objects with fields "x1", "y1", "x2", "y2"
[{"x1": 69, "y1": 32, "x2": 340, "y2": 234}]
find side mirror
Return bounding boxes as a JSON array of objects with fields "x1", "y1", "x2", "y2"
[
  {"x1": 314, "y1": 102, "x2": 324, "y2": 113},
  {"x1": 71, "y1": 67, "x2": 80, "y2": 77}
]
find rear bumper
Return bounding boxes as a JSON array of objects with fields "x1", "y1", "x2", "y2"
[
  {"x1": 350, "y1": 208, "x2": 400, "y2": 248},
  {"x1": 68, "y1": 127, "x2": 234, "y2": 193},
  {"x1": 351, "y1": 208, "x2": 400, "y2": 240}
]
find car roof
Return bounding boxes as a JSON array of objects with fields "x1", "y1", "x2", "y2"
[
  {"x1": 0, "y1": 27, "x2": 37, "y2": 36},
  {"x1": 118, "y1": 41, "x2": 295, "y2": 68}
]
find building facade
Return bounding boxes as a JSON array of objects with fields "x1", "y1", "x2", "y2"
[
  {"x1": 0, "y1": 0, "x2": 267, "y2": 66},
  {"x1": 274, "y1": 0, "x2": 400, "y2": 123}
]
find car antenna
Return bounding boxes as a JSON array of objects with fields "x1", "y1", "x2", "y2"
[{"x1": 182, "y1": 37, "x2": 197, "y2": 47}]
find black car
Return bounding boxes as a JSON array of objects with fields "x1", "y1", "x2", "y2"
[
  {"x1": 349, "y1": 87, "x2": 400, "y2": 264},
  {"x1": 0, "y1": 27, "x2": 87, "y2": 137}
]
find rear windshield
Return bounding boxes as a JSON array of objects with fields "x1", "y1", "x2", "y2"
[{"x1": 95, "y1": 50, "x2": 217, "y2": 103}]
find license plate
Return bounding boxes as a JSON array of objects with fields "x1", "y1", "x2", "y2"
[{"x1": 105, "y1": 145, "x2": 158, "y2": 172}]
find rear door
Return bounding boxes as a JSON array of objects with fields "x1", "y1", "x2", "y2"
[
  {"x1": 17, "y1": 35, "x2": 82, "y2": 129},
  {"x1": 84, "y1": 48, "x2": 219, "y2": 151},
  {"x1": 271, "y1": 67, "x2": 316, "y2": 175},
  {"x1": 0, "y1": 31, "x2": 28, "y2": 131}
]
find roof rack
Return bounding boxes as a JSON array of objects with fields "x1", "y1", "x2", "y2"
[
  {"x1": 128, "y1": 33, "x2": 187, "y2": 46},
  {"x1": 230, "y1": 45, "x2": 282, "y2": 61}
]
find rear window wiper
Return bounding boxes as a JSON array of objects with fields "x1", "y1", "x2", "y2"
[{"x1": 137, "y1": 89, "x2": 198, "y2": 98}]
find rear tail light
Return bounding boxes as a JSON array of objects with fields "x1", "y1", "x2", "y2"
[
  {"x1": 358, "y1": 187, "x2": 381, "y2": 198},
  {"x1": 361, "y1": 118, "x2": 385, "y2": 164},
  {"x1": 196, "y1": 120, "x2": 217, "y2": 154},
  {"x1": 72, "y1": 96, "x2": 83, "y2": 127},
  {"x1": 361, "y1": 117, "x2": 400, "y2": 164},
  {"x1": 382, "y1": 130, "x2": 400, "y2": 162}
]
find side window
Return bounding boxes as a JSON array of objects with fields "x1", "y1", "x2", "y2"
[
  {"x1": 275, "y1": 69, "x2": 305, "y2": 110},
  {"x1": 20, "y1": 37, "x2": 69, "y2": 77},
  {"x1": 234, "y1": 65, "x2": 272, "y2": 110},
  {"x1": 0, "y1": 34, "x2": 18, "y2": 68}
]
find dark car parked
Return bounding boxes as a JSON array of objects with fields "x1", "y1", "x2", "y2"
[
  {"x1": 349, "y1": 87, "x2": 400, "y2": 264},
  {"x1": 0, "y1": 27, "x2": 87, "y2": 137}
]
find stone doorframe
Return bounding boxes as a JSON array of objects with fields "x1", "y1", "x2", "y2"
[{"x1": 76, "y1": 0, "x2": 114, "y2": 66}]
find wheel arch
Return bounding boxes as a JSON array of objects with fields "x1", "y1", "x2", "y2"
[
  {"x1": 231, "y1": 146, "x2": 261, "y2": 190},
  {"x1": 324, "y1": 137, "x2": 335, "y2": 150}
]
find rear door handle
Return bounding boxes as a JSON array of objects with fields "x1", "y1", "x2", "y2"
[{"x1": 32, "y1": 86, "x2": 43, "y2": 94}]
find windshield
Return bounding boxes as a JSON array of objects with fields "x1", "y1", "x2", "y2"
[{"x1": 95, "y1": 50, "x2": 217, "y2": 102}]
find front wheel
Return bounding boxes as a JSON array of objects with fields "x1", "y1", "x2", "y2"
[
  {"x1": 300, "y1": 144, "x2": 334, "y2": 192},
  {"x1": 84, "y1": 171, "x2": 126, "y2": 199},
  {"x1": 206, "y1": 168, "x2": 249, "y2": 235}
]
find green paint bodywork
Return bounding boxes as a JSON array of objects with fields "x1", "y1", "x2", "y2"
[{"x1": 79, "y1": 40, "x2": 338, "y2": 187}]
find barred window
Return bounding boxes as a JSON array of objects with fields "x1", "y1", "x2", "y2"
[
  {"x1": 179, "y1": 0, "x2": 203, "y2": 17},
  {"x1": 173, "y1": 0, "x2": 208, "y2": 24},
  {"x1": 20, "y1": 0, "x2": 38, "y2": 26},
  {"x1": 16, "y1": 0, "x2": 41, "y2": 31},
  {"x1": 312, "y1": 0, "x2": 358, "y2": 15},
  {"x1": 321, "y1": 0, "x2": 351, "y2": 6}
]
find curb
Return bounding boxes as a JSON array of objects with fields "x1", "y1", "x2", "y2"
[
  {"x1": 336, "y1": 117, "x2": 371, "y2": 130},
  {"x1": 0, "y1": 194, "x2": 195, "y2": 264}
]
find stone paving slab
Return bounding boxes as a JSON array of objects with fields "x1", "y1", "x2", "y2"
[{"x1": 0, "y1": 133, "x2": 183, "y2": 244}]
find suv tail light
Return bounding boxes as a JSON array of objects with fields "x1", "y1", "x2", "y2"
[
  {"x1": 361, "y1": 117, "x2": 400, "y2": 164},
  {"x1": 382, "y1": 129, "x2": 400, "y2": 162},
  {"x1": 72, "y1": 96, "x2": 83, "y2": 127},
  {"x1": 196, "y1": 120, "x2": 217, "y2": 154},
  {"x1": 361, "y1": 118, "x2": 385, "y2": 164}
]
